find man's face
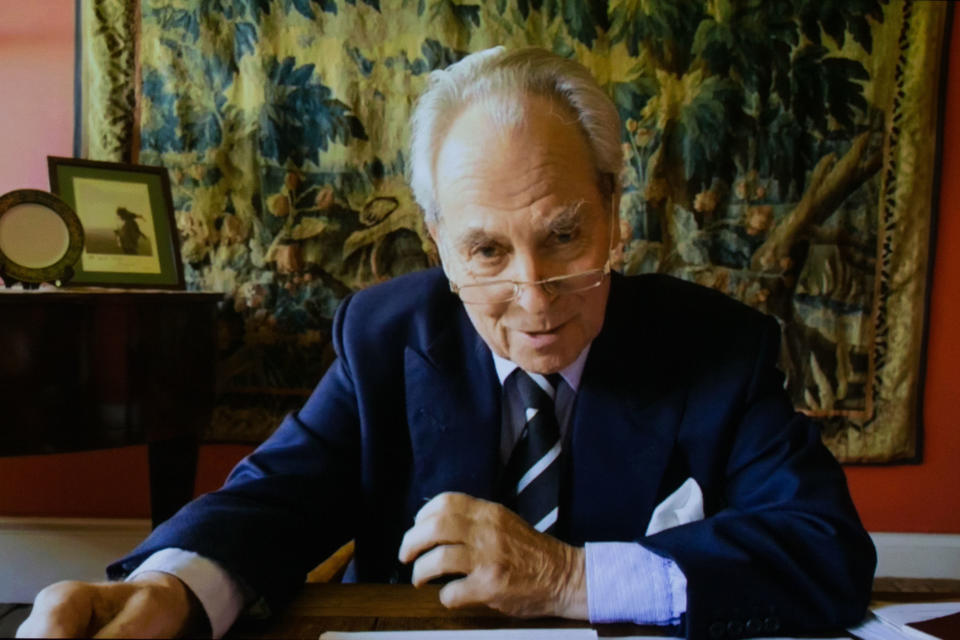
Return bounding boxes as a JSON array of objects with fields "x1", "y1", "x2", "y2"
[{"x1": 430, "y1": 94, "x2": 617, "y2": 374}]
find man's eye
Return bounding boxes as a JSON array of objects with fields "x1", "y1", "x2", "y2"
[
  {"x1": 552, "y1": 228, "x2": 579, "y2": 245},
  {"x1": 475, "y1": 244, "x2": 502, "y2": 259}
]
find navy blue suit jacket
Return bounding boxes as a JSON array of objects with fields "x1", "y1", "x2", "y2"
[{"x1": 111, "y1": 268, "x2": 875, "y2": 638}]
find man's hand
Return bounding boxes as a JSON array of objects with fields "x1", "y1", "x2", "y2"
[
  {"x1": 16, "y1": 571, "x2": 201, "y2": 639},
  {"x1": 398, "y1": 492, "x2": 587, "y2": 619}
]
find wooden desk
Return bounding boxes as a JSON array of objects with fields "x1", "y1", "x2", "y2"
[
  {"x1": 229, "y1": 579, "x2": 960, "y2": 639},
  {"x1": 229, "y1": 584, "x2": 658, "y2": 638},
  {"x1": 0, "y1": 289, "x2": 221, "y2": 527}
]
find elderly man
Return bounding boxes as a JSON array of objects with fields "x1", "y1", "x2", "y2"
[{"x1": 20, "y1": 47, "x2": 875, "y2": 639}]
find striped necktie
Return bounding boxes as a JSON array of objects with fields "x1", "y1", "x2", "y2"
[{"x1": 501, "y1": 370, "x2": 563, "y2": 535}]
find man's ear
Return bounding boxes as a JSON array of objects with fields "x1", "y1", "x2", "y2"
[
  {"x1": 611, "y1": 191, "x2": 622, "y2": 246},
  {"x1": 611, "y1": 190, "x2": 623, "y2": 246},
  {"x1": 426, "y1": 222, "x2": 451, "y2": 278}
]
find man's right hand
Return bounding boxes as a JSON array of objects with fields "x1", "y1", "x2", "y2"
[{"x1": 16, "y1": 571, "x2": 201, "y2": 639}]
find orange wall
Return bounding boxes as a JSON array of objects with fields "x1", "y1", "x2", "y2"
[{"x1": 0, "y1": 5, "x2": 958, "y2": 532}]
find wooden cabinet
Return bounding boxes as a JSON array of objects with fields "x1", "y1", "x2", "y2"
[{"x1": 0, "y1": 290, "x2": 221, "y2": 527}]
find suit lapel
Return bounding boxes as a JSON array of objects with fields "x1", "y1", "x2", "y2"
[
  {"x1": 404, "y1": 304, "x2": 501, "y2": 512},
  {"x1": 564, "y1": 273, "x2": 688, "y2": 544}
]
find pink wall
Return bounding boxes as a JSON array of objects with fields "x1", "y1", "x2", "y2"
[
  {"x1": 0, "y1": 2, "x2": 76, "y2": 194},
  {"x1": 1, "y1": 5, "x2": 958, "y2": 533}
]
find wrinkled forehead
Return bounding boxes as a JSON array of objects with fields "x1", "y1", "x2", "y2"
[
  {"x1": 439, "y1": 198, "x2": 591, "y2": 245},
  {"x1": 432, "y1": 98, "x2": 606, "y2": 224}
]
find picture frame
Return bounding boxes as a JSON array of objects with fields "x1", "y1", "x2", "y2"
[{"x1": 47, "y1": 157, "x2": 184, "y2": 289}]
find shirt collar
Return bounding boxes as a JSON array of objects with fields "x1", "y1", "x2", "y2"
[{"x1": 491, "y1": 344, "x2": 591, "y2": 392}]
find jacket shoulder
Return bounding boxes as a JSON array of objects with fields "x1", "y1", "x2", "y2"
[
  {"x1": 332, "y1": 267, "x2": 454, "y2": 356},
  {"x1": 617, "y1": 272, "x2": 771, "y2": 327}
]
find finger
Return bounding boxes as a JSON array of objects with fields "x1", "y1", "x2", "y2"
[
  {"x1": 410, "y1": 543, "x2": 472, "y2": 587},
  {"x1": 398, "y1": 510, "x2": 470, "y2": 564},
  {"x1": 414, "y1": 491, "x2": 472, "y2": 523},
  {"x1": 93, "y1": 583, "x2": 188, "y2": 639},
  {"x1": 16, "y1": 613, "x2": 80, "y2": 639},
  {"x1": 17, "y1": 581, "x2": 97, "y2": 638},
  {"x1": 438, "y1": 572, "x2": 492, "y2": 610}
]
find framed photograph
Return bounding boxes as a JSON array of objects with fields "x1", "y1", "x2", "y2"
[{"x1": 48, "y1": 157, "x2": 184, "y2": 288}]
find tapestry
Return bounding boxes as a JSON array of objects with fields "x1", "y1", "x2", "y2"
[{"x1": 77, "y1": 0, "x2": 950, "y2": 462}]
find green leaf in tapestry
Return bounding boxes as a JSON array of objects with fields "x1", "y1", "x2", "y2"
[
  {"x1": 821, "y1": 57, "x2": 870, "y2": 131},
  {"x1": 420, "y1": 39, "x2": 469, "y2": 73},
  {"x1": 141, "y1": 69, "x2": 184, "y2": 153},
  {"x1": 198, "y1": 0, "x2": 242, "y2": 20},
  {"x1": 790, "y1": 45, "x2": 869, "y2": 135},
  {"x1": 411, "y1": 0, "x2": 482, "y2": 39},
  {"x1": 285, "y1": 0, "x2": 337, "y2": 19},
  {"x1": 261, "y1": 57, "x2": 368, "y2": 166},
  {"x1": 797, "y1": 0, "x2": 887, "y2": 52},
  {"x1": 452, "y1": 3, "x2": 481, "y2": 28},
  {"x1": 234, "y1": 21, "x2": 259, "y2": 60},
  {"x1": 752, "y1": 108, "x2": 812, "y2": 199},
  {"x1": 346, "y1": 46, "x2": 376, "y2": 76},
  {"x1": 609, "y1": 0, "x2": 705, "y2": 67},
  {"x1": 344, "y1": 0, "x2": 382, "y2": 10},
  {"x1": 180, "y1": 54, "x2": 234, "y2": 151},
  {"x1": 254, "y1": 0, "x2": 273, "y2": 19},
  {"x1": 151, "y1": 5, "x2": 201, "y2": 42},
  {"x1": 558, "y1": 0, "x2": 608, "y2": 48},
  {"x1": 612, "y1": 78, "x2": 657, "y2": 128},
  {"x1": 677, "y1": 75, "x2": 740, "y2": 188}
]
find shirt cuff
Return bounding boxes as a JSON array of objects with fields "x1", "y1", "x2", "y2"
[
  {"x1": 127, "y1": 548, "x2": 245, "y2": 638},
  {"x1": 585, "y1": 541, "x2": 687, "y2": 625}
]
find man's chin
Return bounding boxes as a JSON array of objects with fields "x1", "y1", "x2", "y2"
[{"x1": 507, "y1": 342, "x2": 576, "y2": 375}]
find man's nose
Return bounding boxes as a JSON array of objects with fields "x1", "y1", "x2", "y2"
[
  {"x1": 512, "y1": 258, "x2": 556, "y2": 312},
  {"x1": 514, "y1": 279, "x2": 556, "y2": 313}
]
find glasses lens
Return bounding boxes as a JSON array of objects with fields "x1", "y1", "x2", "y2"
[
  {"x1": 457, "y1": 281, "x2": 517, "y2": 304},
  {"x1": 548, "y1": 269, "x2": 605, "y2": 294},
  {"x1": 456, "y1": 269, "x2": 606, "y2": 304}
]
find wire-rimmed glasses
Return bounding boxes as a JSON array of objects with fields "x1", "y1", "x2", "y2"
[
  {"x1": 449, "y1": 260, "x2": 611, "y2": 304},
  {"x1": 441, "y1": 196, "x2": 618, "y2": 305}
]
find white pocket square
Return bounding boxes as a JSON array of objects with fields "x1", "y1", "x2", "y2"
[{"x1": 645, "y1": 477, "x2": 705, "y2": 536}]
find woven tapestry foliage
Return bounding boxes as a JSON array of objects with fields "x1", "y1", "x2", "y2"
[{"x1": 80, "y1": 0, "x2": 948, "y2": 461}]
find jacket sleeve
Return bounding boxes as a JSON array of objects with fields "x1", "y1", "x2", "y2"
[
  {"x1": 640, "y1": 316, "x2": 876, "y2": 639},
  {"x1": 108, "y1": 293, "x2": 363, "y2": 616}
]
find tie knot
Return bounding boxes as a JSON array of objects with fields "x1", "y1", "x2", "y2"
[{"x1": 513, "y1": 370, "x2": 562, "y2": 407}]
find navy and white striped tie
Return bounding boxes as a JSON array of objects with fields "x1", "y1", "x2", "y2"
[{"x1": 502, "y1": 370, "x2": 563, "y2": 535}]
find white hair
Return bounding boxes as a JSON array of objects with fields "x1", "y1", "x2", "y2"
[{"x1": 409, "y1": 46, "x2": 623, "y2": 225}]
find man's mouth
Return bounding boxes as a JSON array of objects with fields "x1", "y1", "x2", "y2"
[
  {"x1": 517, "y1": 321, "x2": 565, "y2": 335},
  {"x1": 514, "y1": 320, "x2": 568, "y2": 347}
]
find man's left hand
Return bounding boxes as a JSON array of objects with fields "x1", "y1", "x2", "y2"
[{"x1": 398, "y1": 492, "x2": 587, "y2": 619}]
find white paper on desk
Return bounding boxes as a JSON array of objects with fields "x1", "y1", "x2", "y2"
[
  {"x1": 847, "y1": 602, "x2": 960, "y2": 640},
  {"x1": 319, "y1": 630, "x2": 598, "y2": 640},
  {"x1": 848, "y1": 612, "x2": 921, "y2": 640},
  {"x1": 873, "y1": 601, "x2": 960, "y2": 626}
]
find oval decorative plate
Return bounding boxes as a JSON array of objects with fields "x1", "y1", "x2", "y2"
[{"x1": 0, "y1": 189, "x2": 85, "y2": 285}]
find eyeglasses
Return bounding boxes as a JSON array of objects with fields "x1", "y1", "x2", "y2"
[
  {"x1": 443, "y1": 197, "x2": 618, "y2": 305},
  {"x1": 449, "y1": 260, "x2": 611, "y2": 304}
]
